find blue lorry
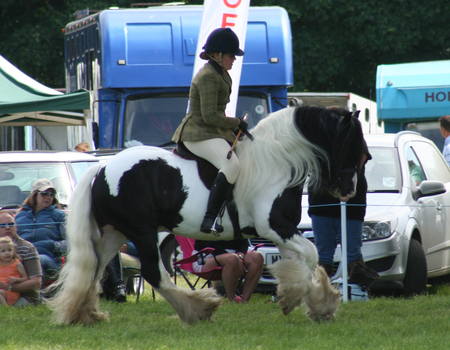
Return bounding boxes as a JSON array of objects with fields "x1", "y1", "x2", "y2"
[
  {"x1": 64, "y1": 4, "x2": 293, "y2": 149},
  {"x1": 376, "y1": 60, "x2": 450, "y2": 150}
]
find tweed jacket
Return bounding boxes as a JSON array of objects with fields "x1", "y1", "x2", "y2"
[{"x1": 172, "y1": 60, "x2": 240, "y2": 144}]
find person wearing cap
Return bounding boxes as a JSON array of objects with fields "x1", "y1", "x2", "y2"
[
  {"x1": 15, "y1": 179, "x2": 67, "y2": 283},
  {"x1": 172, "y1": 27, "x2": 248, "y2": 234}
]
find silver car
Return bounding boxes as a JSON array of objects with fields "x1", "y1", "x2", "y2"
[
  {"x1": 252, "y1": 131, "x2": 450, "y2": 296},
  {"x1": 0, "y1": 151, "x2": 99, "y2": 210}
]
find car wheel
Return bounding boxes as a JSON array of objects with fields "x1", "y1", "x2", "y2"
[
  {"x1": 403, "y1": 239, "x2": 427, "y2": 297},
  {"x1": 161, "y1": 237, "x2": 180, "y2": 277}
]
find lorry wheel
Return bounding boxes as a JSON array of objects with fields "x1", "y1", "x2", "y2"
[
  {"x1": 402, "y1": 239, "x2": 427, "y2": 297},
  {"x1": 161, "y1": 237, "x2": 179, "y2": 277}
]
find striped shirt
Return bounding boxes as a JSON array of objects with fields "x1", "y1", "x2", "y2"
[{"x1": 13, "y1": 235, "x2": 42, "y2": 304}]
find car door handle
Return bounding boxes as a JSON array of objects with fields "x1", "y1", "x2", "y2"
[{"x1": 437, "y1": 203, "x2": 443, "y2": 211}]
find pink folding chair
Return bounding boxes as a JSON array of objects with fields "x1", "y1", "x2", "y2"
[
  {"x1": 172, "y1": 235, "x2": 264, "y2": 291},
  {"x1": 173, "y1": 235, "x2": 223, "y2": 290}
]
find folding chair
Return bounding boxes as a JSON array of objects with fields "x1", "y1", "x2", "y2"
[
  {"x1": 122, "y1": 266, "x2": 145, "y2": 302},
  {"x1": 172, "y1": 235, "x2": 264, "y2": 291},
  {"x1": 172, "y1": 235, "x2": 223, "y2": 290}
]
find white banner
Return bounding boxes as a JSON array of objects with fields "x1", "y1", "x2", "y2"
[{"x1": 193, "y1": 0, "x2": 251, "y2": 118}]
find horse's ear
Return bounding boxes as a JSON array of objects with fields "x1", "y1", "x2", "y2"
[
  {"x1": 343, "y1": 110, "x2": 360, "y2": 124},
  {"x1": 343, "y1": 111, "x2": 352, "y2": 124}
]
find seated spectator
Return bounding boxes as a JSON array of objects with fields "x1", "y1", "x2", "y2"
[
  {"x1": 408, "y1": 160, "x2": 425, "y2": 186},
  {"x1": 192, "y1": 239, "x2": 263, "y2": 303},
  {"x1": 101, "y1": 253, "x2": 127, "y2": 303},
  {"x1": 120, "y1": 240, "x2": 141, "y2": 292},
  {"x1": 75, "y1": 142, "x2": 90, "y2": 152},
  {"x1": 15, "y1": 179, "x2": 66, "y2": 283},
  {"x1": 0, "y1": 210, "x2": 42, "y2": 306},
  {"x1": 0, "y1": 236, "x2": 29, "y2": 306}
]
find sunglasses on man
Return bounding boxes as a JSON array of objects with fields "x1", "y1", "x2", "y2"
[{"x1": 0, "y1": 222, "x2": 15, "y2": 228}]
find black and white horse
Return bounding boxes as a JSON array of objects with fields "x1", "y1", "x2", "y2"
[{"x1": 48, "y1": 106, "x2": 365, "y2": 324}]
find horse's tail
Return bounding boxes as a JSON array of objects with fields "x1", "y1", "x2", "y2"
[{"x1": 47, "y1": 163, "x2": 108, "y2": 325}]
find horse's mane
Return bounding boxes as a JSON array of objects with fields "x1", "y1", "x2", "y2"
[{"x1": 234, "y1": 107, "x2": 327, "y2": 206}]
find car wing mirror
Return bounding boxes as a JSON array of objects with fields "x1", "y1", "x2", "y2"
[{"x1": 415, "y1": 180, "x2": 446, "y2": 200}]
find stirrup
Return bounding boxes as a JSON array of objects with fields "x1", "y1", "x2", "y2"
[{"x1": 210, "y1": 217, "x2": 223, "y2": 237}]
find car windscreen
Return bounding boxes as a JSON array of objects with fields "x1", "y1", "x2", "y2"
[
  {"x1": 366, "y1": 147, "x2": 401, "y2": 193},
  {"x1": 0, "y1": 162, "x2": 72, "y2": 207}
]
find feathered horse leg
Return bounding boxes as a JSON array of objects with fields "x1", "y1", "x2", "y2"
[{"x1": 268, "y1": 236, "x2": 340, "y2": 321}]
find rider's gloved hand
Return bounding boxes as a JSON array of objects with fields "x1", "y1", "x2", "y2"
[{"x1": 237, "y1": 118, "x2": 248, "y2": 132}]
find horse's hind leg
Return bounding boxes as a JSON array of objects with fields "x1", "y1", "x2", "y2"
[{"x1": 133, "y1": 234, "x2": 223, "y2": 324}]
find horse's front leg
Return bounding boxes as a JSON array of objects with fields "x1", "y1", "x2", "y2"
[{"x1": 275, "y1": 239, "x2": 340, "y2": 322}]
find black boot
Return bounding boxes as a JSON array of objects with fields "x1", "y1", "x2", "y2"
[
  {"x1": 102, "y1": 254, "x2": 127, "y2": 303},
  {"x1": 348, "y1": 259, "x2": 380, "y2": 287},
  {"x1": 318, "y1": 261, "x2": 334, "y2": 278},
  {"x1": 200, "y1": 172, "x2": 233, "y2": 233}
]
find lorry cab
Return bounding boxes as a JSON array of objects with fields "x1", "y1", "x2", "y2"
[{"x1": 64, "y1": 5, "x2": 293, "y2": 149}]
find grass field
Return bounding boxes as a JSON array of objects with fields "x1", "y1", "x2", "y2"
[{"x1": 1, "y1": 281, "x2": 450, "y2": 350}]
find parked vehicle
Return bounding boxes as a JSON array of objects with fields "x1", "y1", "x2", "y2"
[
  {"x1": 253, "y1": 131, "x2": 450, "y2": 296},
  {"x1": 288, "y1": 92, "x2": 384, "y2": 134},
  {"x1": 0, "y1": 151, "x2": 99, "y2": 211},
  {"x1": 64, "y1": 4, "x2": 293, "y2": 149},
  {"x1": 376, "y1": 60, "x2": 450, "y2": 150}
]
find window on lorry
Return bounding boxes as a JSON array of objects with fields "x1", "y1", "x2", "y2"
[
  {"x1": 404, "y1": 121, "x2": 442, "y2": 151},
  {"x1": 122, "y1": 93, "x2": 269, "y2": 148}
]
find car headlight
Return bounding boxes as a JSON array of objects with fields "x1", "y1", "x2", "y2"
[{"x1": 362, "y1": 221, "x2": 393, "y2": 241}]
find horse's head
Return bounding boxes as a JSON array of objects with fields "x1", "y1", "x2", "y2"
[
  {"x1": 296, "y1": 106, "x2": 367, "y2": 202},
  {"x1": 324, "y1": 109, "x2": 367, "y2": 202}
]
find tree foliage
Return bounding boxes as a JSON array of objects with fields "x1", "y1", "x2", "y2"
[{"x1": 1, "y1": 0, "x2": 450, "y2": 98}]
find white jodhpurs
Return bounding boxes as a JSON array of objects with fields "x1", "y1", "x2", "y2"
[{"x1": 184, "y1": 138, "x2": 240, "y2": 184}]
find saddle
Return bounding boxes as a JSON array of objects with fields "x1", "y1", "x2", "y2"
[
  {"x1": 173, "y1": 142, "x2": 219, "y2": 190},
  {"x1": 173, "y1": 142, "x2": 243, "y2": 239}
]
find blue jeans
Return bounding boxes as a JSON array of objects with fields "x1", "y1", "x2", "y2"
[
  {"x1": 310, "y1": 215, "x2": 363, "y2": 266},
  {"x1": 39, "y1": 254, "x2": 59, "y2": 281}
]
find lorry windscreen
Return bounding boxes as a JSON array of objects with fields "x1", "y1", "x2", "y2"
[{"x1": 122, "y1": 93, "x2": 269, "y2": 148}]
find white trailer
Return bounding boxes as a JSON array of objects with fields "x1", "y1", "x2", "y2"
[{"x1": 288, "y1": 92, "x2": 383, "y2": 134}]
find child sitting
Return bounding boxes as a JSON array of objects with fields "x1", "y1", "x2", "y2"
[{"x1": 0, "y1": 236, "x2": 29, "y2": 306}]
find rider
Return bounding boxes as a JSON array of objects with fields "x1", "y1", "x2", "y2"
[{"x1": 172, "y1": 27, "x2": 248, "y2": 234}]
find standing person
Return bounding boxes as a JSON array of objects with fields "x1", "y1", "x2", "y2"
[
  {"x1": 308, "y1": 114, "x2": 379, "y2": 287},
  {"x1": 15, "y1": 179, "x2": 66, "y2": 282},
  {"x1": 192, "y1": 239, "x2": 264, "y2": 303},
  {"x1": 439, "y1": 115, "x2": 450, "y2": 166},
  {"x1": 172, "y1": 27, "x2": 248, "y2": 234},
  {"x1": 0, "y1": 236, "x2": 29, "y2": 306},
  {"x1": 0, "y1": 210, "x2": 42, "y2": 306}
]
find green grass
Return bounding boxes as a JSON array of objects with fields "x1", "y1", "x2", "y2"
[{"x1": 1, "y1": 282, "x2": 450, "y2": 350}]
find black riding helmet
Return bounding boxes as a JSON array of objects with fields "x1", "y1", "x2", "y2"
[{"x1": 200, "y1": 27, "x2": 244, "y2": 59}]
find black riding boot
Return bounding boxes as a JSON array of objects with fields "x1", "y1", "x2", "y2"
[
  {"x1": 200, "y1": 172, "x2": 233, "y2": 233},
  {"x1": 102, "y1": 254, "x2": 127, "y2": 303}
]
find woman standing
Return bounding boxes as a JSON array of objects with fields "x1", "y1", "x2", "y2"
[
  {"x1": 172, "y1": 27, "x2": 248, "y2": 233},
  {"x1": 15, "y1": 179, "x2": 66, "y2": 281}
]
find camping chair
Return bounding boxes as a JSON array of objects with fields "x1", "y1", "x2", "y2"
[
  {"x1": 172, "y1": 236, "x2": 264, "y2": 291},
  {"x1": 122, "y1": 266, "x2": 145, "y2": 302},
  {"x1": 173, "y1": 235, "x2": 223, "y2": 290}
]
